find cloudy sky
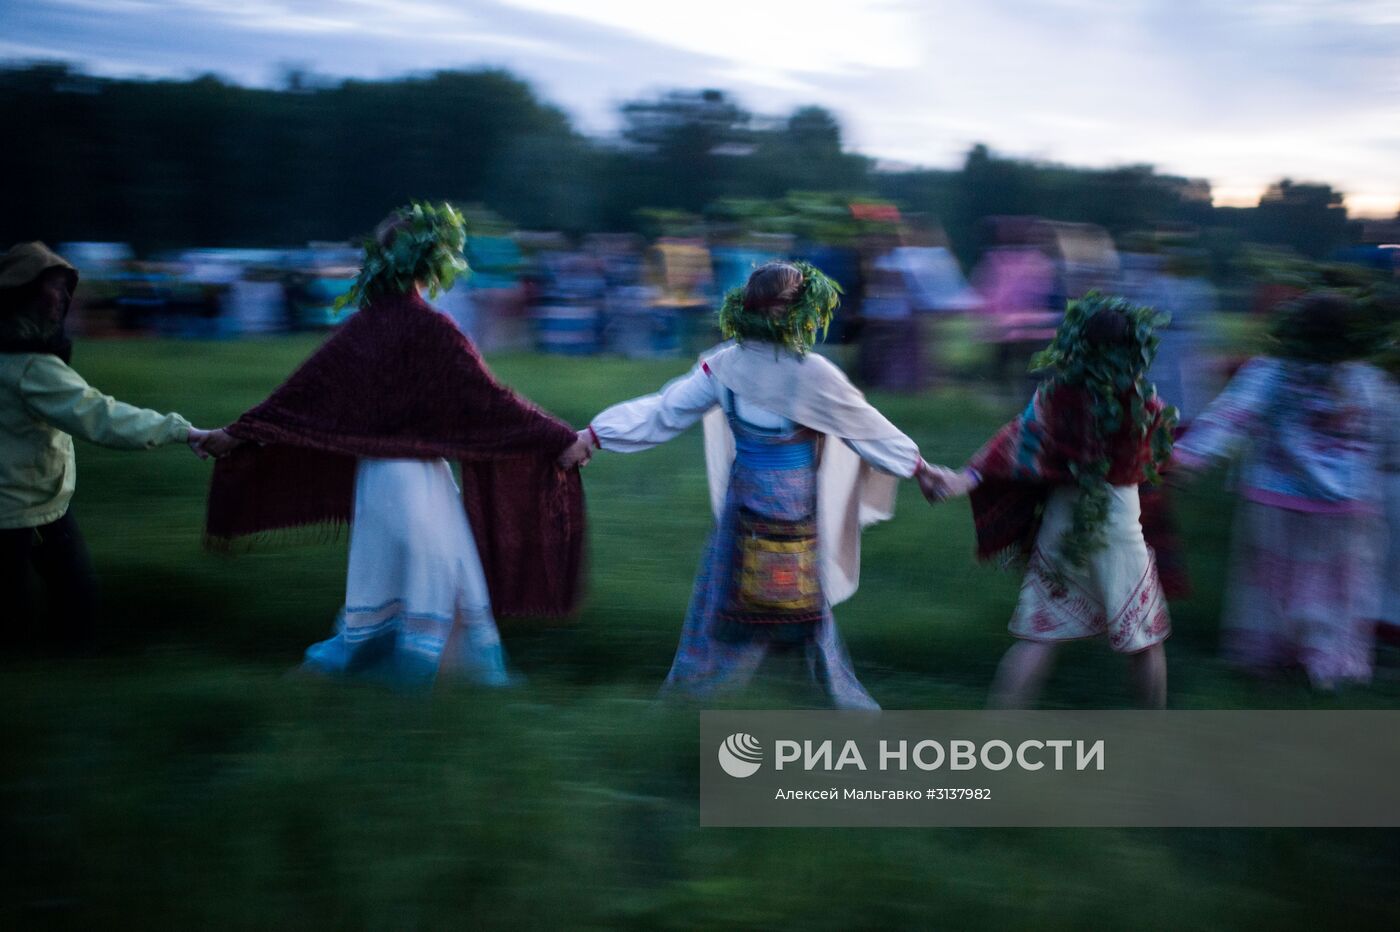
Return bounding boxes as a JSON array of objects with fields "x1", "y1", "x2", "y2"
[{"x1": 4, "y1": 0, "x2": 1398, "y2": 215}]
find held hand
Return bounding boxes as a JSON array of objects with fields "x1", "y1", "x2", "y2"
[
  {"x1": 557, "y1": 431, "x2": 594, "y2": 470},
  {"x1": 917, "y1": 463, "x2": 975, "y2": 504},
  {"x1": 942, "y1": 466, "x2": 980, "y2": 500},
  {"x1": 198, "y1": 427, "x2": 245, "y2": 459},
  {"x1": 914, "y1": 461, "x2": 946, "y2": 505},
  {"x1": 187, "y1": 428, "x2": 213, "y2": 460}
]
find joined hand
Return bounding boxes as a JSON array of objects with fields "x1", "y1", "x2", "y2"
[
  {"x1": 193, "y1": 427, "x2": 245, "y2": 459},
  {"x1": 558, "y1": 430, "x2": 593, "y2": 470}
]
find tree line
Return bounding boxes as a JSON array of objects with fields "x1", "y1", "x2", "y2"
[{"x1": 0, "y1": 63, "x2": 1364, "y2": 263}]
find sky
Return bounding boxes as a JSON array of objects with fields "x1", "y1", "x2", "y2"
[{"x1": 3, "y1": 0, "x2": 1398, "y2": 216}]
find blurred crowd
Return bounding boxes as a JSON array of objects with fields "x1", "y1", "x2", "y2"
[{"x1": 57, "y1": 207, "x2": 1399, "y2": 409}]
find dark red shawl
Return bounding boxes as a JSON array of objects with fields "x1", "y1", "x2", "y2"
[
  {"x1": 966, "y1": 383, "x2": 1167, "y2": 563},
  {"x1": 205, "y1": 290, "x2": 585, "y2": 617}
]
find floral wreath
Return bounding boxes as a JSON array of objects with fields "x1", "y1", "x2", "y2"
[
  {"x1": 1030, "y1": 292, "x2": 1178, "y2": 567},
  {"x1": 335, "y1": 201, "x2": 470, "y2": 312},
  {"x1": 717, "y1": 260, "x2": 842, "y2": 356}
]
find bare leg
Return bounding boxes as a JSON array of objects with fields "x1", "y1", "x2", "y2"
[
  {"x1": 989, "y1": 640, "x2": 1058, "y2": 709},
  {"x1": 1128, "y1": 644, "x2": 1168, "y2": 709}
]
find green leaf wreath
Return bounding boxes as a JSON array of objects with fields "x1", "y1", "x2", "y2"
[
  {"x1": 1269, "y1": 285, "x2": 1398, "y2": 365},
  {"x1": 334, "y1": 201, "x2": 470, "y2": 313},
  {"x1": 1030, "y1": 292, "x2": 1179, "y2": 568},
  {"x1": 717, "y1": 260, "x2": 842, "y2": 356}
]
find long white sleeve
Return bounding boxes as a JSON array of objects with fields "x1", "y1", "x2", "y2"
[
  {"x1": 845, "y1": 435, "x2": 922, "y2": 479},
  {"x1": 589, "y1": 365, "x2": 720, "y2": 452},
  {"x1": 1175, "y1": 356, "x2": 1276, "y2": 466}
]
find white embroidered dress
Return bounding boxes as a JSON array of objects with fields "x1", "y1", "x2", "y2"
[
  {"x1": 301, "y1": 310, "x2": 512, "y2": 688},
  {"x1": 302, "y1": 458, "x2": 511, "y2": 687}
]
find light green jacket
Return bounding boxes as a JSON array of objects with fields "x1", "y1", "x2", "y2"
[{"x1": 0, "y1": 352, "x2": 191, "y2": 529}]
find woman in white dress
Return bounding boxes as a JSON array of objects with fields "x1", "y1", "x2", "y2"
[
  {"x1": 301, "y1": 457, "x2": 510, "y2": 685},
  {"x1": 203, "y1": 204, "x2": 586, "y2": 687}
]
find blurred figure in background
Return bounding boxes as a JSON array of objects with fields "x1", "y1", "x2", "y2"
[
  {"x1": 1369, "y1": 304, "x2": 1400, "y2": 650},
  {"x1": 710, "y1": 231, "x2": 785, "y2": 299},
  {"x1": 970, "y1": 217, "x2": 1063, "y2": 395},
  {"x1": 1174, "y1": 294, "x2": 1399, "y2": 690},
  {"x1": 112, "y1": 259, "x2": 171, "y2": 334},
  {"x1": 1382, "y1": 383, "x2": 1400, "y2": 649},
  {"x1": 887, "y1": 224, "x2": 981, "y2": 316},
  {"x1": 465, "y1": 222, "x2": 527, "y2": 352},
  {"x1": 1121, "y1": 245, "x2": 1217, "y2": 425},
  {"x1": 591, "y1": 233, "x2": 660, "y2": 358},
  {"x1": 529, "y1": 240, "x2": 606, "y2": 356},
  {"x1": 0, "y1": 242, "x2": 209, "y2": 651},
  {"x1": 645, "y1": 236, "x2": 716, "y2": 356},
  {"x1": 1053, "y1": 222, "x2": 1120, "y2": 301},
  {"x1": 224, "y1": 262, "x2": 288, "y2": 337},
  {"x1": 1121, "y1": 240, "x2": 1219, "y2": 599},
  {"x1": 793, "y1": 237, "x2": 863, "y2": 350},
  {"x1": 201, "y1": 206, "x2": 585, "y2": 687},
  {"x1": 563, "y1": 261, "x2": 943, "y2": 708},
  {"x1": 884, "y1": 220, "x2": 982, "y2": 386},
  {"x1": 932, "y1": 295, "x2": 1177, "y2": 708},
  {"x1": 857, "y1": 230, "x2": 926, "y2": 392}
]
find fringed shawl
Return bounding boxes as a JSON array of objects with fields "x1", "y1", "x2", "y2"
[
  {"x1": 967, "y1": 383, "x2": 1166, "y2": 562},
  {"x1": 204, "y1": 290, "x2": 584, "y2": 617}
]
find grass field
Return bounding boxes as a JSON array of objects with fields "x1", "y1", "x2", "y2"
[{"x1": 4, "y1": 336, "x2": 1400, "y2": 929}]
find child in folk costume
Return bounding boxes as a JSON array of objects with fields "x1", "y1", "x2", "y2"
[
  {"x1": 1173, "y1": 293, "x2": 1399, "y2": 689},
  {"x1": 930, "y1": 295, "x2": 1177, "y2": 708},
  {"x1": 560, "y1": 261, "x2": 944, "y2": 709},
  {"x1": 201, "y1": 205, "x2": 585, "y2": 687},
  {"x1": 1, "y1": 242, "x2": 213, "y2": 650}
]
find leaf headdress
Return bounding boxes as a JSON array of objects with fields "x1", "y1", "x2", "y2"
[
  {"x1": 335, "y1": 201, "x2": 470, "y2": 313},
  {"x1": 1031, "y1": 292, "x2": 1178, "y2": 567},
  {"x1": 1268, "y1": 287, "x2": 1394, "y2": 365},
  {"x1": 717, "y1": 260, "x2": 842, "y2": 356}
]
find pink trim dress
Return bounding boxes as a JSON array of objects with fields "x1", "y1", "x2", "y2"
[{"x1": 1176, "y1": 358, "x2": 1400, "y2": 684}]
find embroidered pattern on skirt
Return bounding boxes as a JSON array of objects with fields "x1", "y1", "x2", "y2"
[
  {"x1": 661, "y1": 416, "x2": 878, "y2": 709},
  {"x1": 1221, "y1": 500, "x2": 1380, "y2": 683},
  {"x1": 718, "y1": 508, "x2": 823, "y2": 642},
  {"x1": 301, "y1": 458, "x2": 512, "y2": 689},
  {"x1": 1007, "y1": 485, "x2": 1171, "y2": 654}
]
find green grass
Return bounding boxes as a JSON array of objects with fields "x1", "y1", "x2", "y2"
[{"x1": 3, "y1": 337, "x2": 1399, "y2": 929}]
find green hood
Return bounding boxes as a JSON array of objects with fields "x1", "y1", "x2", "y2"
[{"x1": 0, "y1": 242, "x2": 79, "y2": 348}]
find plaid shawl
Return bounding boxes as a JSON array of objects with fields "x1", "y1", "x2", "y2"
[
  {"x1": 967, "y1": 383, "x2": 1167, "y2": 562},
  {"x1": 205, "y1": 290, "x2": 585, "y2": 617}
]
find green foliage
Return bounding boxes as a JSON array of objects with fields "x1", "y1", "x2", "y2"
[
  {"x1": 717, "y1": 260, "x2": 842, "y2": 355},
  {"x1": 705, "y1": 192, "x2": 897, "y2": 245},
  {"x1": 1238, "y1": 245, "x2": 1387, "y2": 294},
  {"x1": 1031, "y1": 292, "x2": 1179, "y2": 568},
  {"x1": 1366, "y1": 286, "x2": 1400, "y2": 378},
  {"x1": 1269, "y1": 298, "x2": 1365, "y2": 363},
  {"x1": 634, "y1": 207, "x2": 705, "y2": 239},
  {"x1": 334, "y1": 201, "x2": 469, "y2": 312}
]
